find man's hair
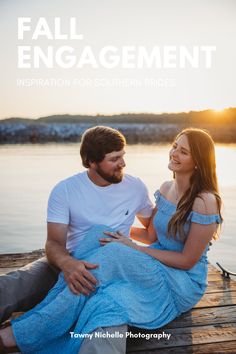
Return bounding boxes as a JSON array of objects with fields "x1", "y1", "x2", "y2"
[{"x1": 80, "y1": 126, "x2": 126, "y2": 168}]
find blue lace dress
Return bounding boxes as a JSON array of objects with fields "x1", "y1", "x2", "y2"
[{"x1": 11, "y1": 190, "x2": 221, "y2": 354}]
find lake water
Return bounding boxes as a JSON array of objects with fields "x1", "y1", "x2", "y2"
[{"x1": 0, "y1": 143, "x2": 235, "y2": 274}]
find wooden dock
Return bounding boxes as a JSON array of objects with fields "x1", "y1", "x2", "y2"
[
  {"x1": 127, "y1": 264, "x2": 236, "y2": 353},
  {"x1": 0, "y1": 251, "x2": 236, "y2": 353}
]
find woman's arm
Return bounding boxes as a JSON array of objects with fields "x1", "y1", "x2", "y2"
[
  {"x1": 134, "y1": 222, "x2": 217, "y2": 269},
  {"x1": 131, "y1": 207, "x2": 158, "y2": 244},
  {"x1": 130, "y1": 227, "x2": 150, "y2": 244},
  {"x1": 102, "y1": 222, "x2": 216, "y2": 270},
  {"x1": 134, "y1": 193, "x2": 219, "y2": 270},
  {"x1": 102, "y1": 193, "x2": 219, "y2": 270}
]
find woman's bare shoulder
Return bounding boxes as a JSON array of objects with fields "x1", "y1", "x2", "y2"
[
  {"x1": 192, "y1": 192, "x2": 218, "y2": 215},
  {"x1": 159, "y1": 181, "x2": 173, "y2": 195}
]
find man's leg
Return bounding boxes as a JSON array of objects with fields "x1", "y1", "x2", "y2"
[
  {"x1": 0, "y1": 257, "x2": 59, "y2": 323},
  {"x1": 79, "y1": 325, "x2": 127, "y2": 354}
]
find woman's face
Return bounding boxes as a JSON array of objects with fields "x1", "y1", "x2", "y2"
[{"x1": 168, "y1": 134, "x2": 195, "y2": 174}]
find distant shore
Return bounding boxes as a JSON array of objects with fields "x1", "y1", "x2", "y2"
[{"x1": 1, "y1": 110, "x2": 236, "y2": 144}]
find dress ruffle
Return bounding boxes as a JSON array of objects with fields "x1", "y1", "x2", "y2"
[{"x1": 154, "y1": 189, "x2": 222, "y2": 224}]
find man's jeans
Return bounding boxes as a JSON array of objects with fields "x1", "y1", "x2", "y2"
[{"x1": 0, "y1": 257, "x2": 59, "y2": 323}]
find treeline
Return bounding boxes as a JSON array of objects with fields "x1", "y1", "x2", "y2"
[
  {"x1": 0, "y1": 108, "x2": 236, "y2": 143},
  {"x1": 1, "y1": 108, "x2": 236, "y2": 125}
]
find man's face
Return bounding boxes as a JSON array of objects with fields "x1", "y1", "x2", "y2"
[{"x1": 94, "y1": 149, "x2": 126, "y2": 184}]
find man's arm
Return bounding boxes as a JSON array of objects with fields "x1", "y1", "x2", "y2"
[
  {"x1": 45, "y1": 222, "x2": 70, "y2": 269},
  {"x1": 46, "y1": 222, "x2": 98, "y2": 296}
]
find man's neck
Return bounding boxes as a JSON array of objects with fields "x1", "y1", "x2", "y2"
[{"x1": 87, "y1": 169, "x2": 111, "y2": 187}]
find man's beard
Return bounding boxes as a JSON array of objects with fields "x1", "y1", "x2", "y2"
[{"x1": 95, "y1": 165, "x2": 124, "y2": 184}]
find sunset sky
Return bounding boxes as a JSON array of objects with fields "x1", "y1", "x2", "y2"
[{"x1": 0, "y1": 0, "x2": 235, "y2": 119}]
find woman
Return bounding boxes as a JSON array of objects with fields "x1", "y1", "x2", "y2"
[{"x1": 0, "y1": 128, "x2": 222, "y2": 353}]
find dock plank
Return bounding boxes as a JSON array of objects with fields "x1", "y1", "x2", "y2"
[
  {"x1": 1, "y1": 252, "x2": 236, "y2": 353},
  {"x1": 128, "y1": 340, "x2": 236, "y2": 353},
  {"x1": 206, "y1": 279, "x2": 236, "y2": 293},
  {"x1": 164, "y1": 305, "x2": 236, "y2": 328},
  {"x1": 127, "y1": 323, "x2": 236, "y2": 351},
  {"x1": 195, "y1": 291, "x2": 236, "y2": 308},
  {"x1": 0, "y1": 250, "x2": 45, "y2": 268}
]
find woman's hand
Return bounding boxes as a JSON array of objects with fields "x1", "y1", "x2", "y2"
[{"x1": 99, "y1": 231, "x2": 137, "y2": 248}]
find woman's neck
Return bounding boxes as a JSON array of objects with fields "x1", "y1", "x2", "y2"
[{"x1": 174, "y1": 174, "x2": 191, "y2": 199}]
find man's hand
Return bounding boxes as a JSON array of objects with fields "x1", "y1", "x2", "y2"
[{"x1": 61, "y1": 257, "x2": 99, "y2": 296}]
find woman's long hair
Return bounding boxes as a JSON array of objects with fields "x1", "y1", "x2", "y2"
[{"x1": 168, "y1": 128, "x2": 222, "y2": 241}]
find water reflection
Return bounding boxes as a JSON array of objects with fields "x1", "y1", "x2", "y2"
[{"x1": 0, "y1": 143, "x2": 235, "y2": 273}]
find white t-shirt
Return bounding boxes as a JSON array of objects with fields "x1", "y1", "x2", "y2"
[{"x1": 47, "y1": 171, "x2": 153, "y2": 252}]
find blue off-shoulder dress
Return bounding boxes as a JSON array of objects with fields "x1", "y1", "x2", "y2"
[{"x1": 11, "y1": 191, "x2": 221, "y2": 354}]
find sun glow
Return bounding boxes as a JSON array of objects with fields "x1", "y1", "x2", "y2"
[{"x1": 213, "y1": 108, "x2": 225, "y2": 114}]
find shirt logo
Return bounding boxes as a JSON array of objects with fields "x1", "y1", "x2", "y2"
[{"x1": 125, "y1": 210, "x2": 129, "y2": 215}]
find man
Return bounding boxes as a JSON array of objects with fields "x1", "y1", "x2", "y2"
[{"x1": 0, "y1": 126, "x2": 153, "y2": 353}]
